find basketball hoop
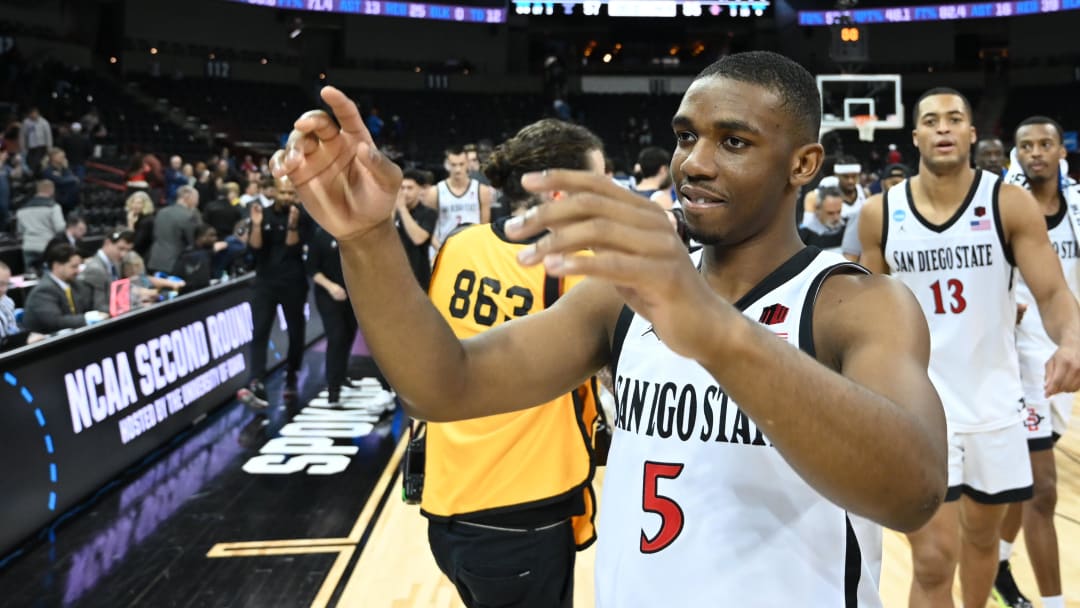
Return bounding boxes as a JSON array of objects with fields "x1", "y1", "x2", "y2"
[{"x1": 854, "y1": 114, "x2": 878, "y2": 142}]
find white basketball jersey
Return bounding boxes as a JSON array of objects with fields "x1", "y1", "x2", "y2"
[
  {"x1": 842, "y1": 184, "x2": 867, "y2": 222},
  {"x1": 1015, "y1": 185, "x2": 1080, "y2": 369},
  {"x1": 598, "y1": 248, "x2": 882, "y2": 608},
  {"x1": 434, "y1": 179, "x2": 482, "y2": 247},
  {"x1": 883, "y1": 170, "x2": 1023, "y2": 432}
]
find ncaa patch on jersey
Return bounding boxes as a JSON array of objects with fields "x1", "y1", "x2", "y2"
[{"x1": 892, "y1": 209, "x2": 906, "y2": 222}]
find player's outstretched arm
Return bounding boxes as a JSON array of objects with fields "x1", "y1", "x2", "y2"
[
  {"x1": 270, "y1": 88, "x2": 615, "y2": 422},
  {"x1": 857, "y1": 193, "x2": 888, "y2": 274},
  {"x1": 510, "y1": 170, "x2": 946, "y2": 531},
  {"x1": 1002, "y1": 183, "x2": 1080, "y2": 395}
]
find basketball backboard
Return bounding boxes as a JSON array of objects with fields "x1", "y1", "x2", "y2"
[{"x1": 817, "y1": 74, "x2": 903, "y2": 140}]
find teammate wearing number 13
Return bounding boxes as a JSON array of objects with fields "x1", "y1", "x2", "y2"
[
  {"x1": 423, "y1": 119, "x2": 606, "y2": 607},
  {"x1": 859, "y1": 88, "x2": 1080, "y2": 608}
]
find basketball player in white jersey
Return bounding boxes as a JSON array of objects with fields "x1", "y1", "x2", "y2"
[
  {"x1": 994, "y1": 116, "x2": 1078, "y2": 608},
  {"x1": 802, "y1": 155, "x2": 867, "y2": 222},
  {"x1": 423, "y1": 145, "x2": 494, "y2": 259},
  {"x1": 271, "y1": 51, "x2": 948, "y2": 607},
  {"x1": 858, "y1": 89, "x2": 1080, "y2": 608}
]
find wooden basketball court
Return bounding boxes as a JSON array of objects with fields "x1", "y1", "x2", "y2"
[{"x1": 351, "y1": 402, "x2": 1080, "y2": 607}]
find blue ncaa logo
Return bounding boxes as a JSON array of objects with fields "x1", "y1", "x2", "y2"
[{"x1": 892, "y1": 209, "x2": 906, "y2": 222}]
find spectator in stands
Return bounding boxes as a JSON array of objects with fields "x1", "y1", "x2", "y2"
[
  {"x1": 196, "y1": 166, "x2": 217, "y2": 204},
  {"x1": 245, "y1": 176, "x2": 311, "y2": 405},
  {"x1": 395, "y1": 169, "x2": 438, "y2": 290},
  {"x1": 213, "y1": 219, "x2": 250, "y2": 278},
  {"x1": 79, "y1": 108, "x2": 102, "y2": 138},
  {"x1": 79, "y1": 228, "x2": 135, "y2": 313},
  {"x1": 0, "y1": 149, "x2": 21, "y2": 233},
  {"x1": 0, "y1": 260, "x2": 44, "y2": 350},
  {"x1": 223, "y1": 182, "x2": 242, "y2": 207},
  {"x1": 181, "y1": 162, "x2": 195, "y2": 186},
  {"x1": 220, "y1": 147, "x2": 236, "y2": 172},
  {"x1": 974, "y1": 137, "x2": 1006, "y2": 176},
  {"x1": 16, "y1": 180, "x2": 65, "y2": 274},
  {"x1": 124, "y1": 156, "x2": 150, "y2": 194},
  {"x1": 42, "y1": 148, "x2": 80, "y2": 211},
  {"x1": 20, "y1": 107, "x2": 51, "y2": 174},
  {"x1": 171, "y1": 224, "x2": 216, "y2": 294},
  {"x1": 164, "y1": 155, "x2": 187, "y2": 204},
  {"x1": 203, "y1": 184, "x2": 243, "y2": 240},
  {"x1": 45, "y1": 212, "x2": 87, "y2": 254},
  {"x1": 886, "y1": 143, "x2": 902, "y2": 166},
  {"x1": 1, "y1": 150, "x2": 31, "y2": 220},
  {"x1": 148, "y1": 185, "x2": 199, "y2": 274},
  {"x1": 23, "y1": 243, "x2": 106, "y2": 333},
  {"x1": 798, "y1": 186, "x2": 845, "y2": 253},
  {"x1": 631, "y1": 146, "x2": 675, "y2": 210},
  {"x1": 125, "y1": 191, "x2": 156, "y2": 258},
  {"x1": 239, "y1": 179, "x2": 261, "y2": 207},
  {"x1": 121, "y1": 250, "x2": 182, "y2": 299},
  {"x1": 366, "y1": 107, "x2": 384, "y2": 141},
  {"x1": 240, "y1": 155, "x2": 257, "y2": 174},
  {"x1": 60, "y1": 122, "x2": 92, "y2": 179},
  {"x1": 879, "y1": 163, "x2": 909, "y2": 194},
  {"x1": 141, "y1": 153, "x2": 164, "y2": 191},
  {"x1": 214, "y1": 158, "x2": 237, "y2": 185}
]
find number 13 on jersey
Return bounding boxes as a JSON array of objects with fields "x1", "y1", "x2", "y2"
[{"x1": 930, "y1": 278, "x2": 966, "y2": 314}]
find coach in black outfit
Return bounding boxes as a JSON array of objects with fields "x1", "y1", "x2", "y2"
[
  {"x1": 306, "y1": 225, "x2": 358, "y2": 405},
  {"x1": 245, "y1": 176, "x2": 311, "y2": 403}
]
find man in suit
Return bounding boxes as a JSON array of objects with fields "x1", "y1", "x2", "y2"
[
  {"x1": 79, "y1": 228, "x2": 135, "y2": 312},
  {"x1": 45, "y1": 212, "x2": 87, "y2": 256},
  {"x1": 148, "y1": 185, "x2": 199, "y2": 274},
  {"x1": 23, "y1": 243, "x2": 104, "y2": 334}
]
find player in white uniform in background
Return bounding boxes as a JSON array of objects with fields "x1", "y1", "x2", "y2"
[
  {"x1": 273, "y1": 51, "x2": 948, "y2": 607},
  {"x1": 803, "y1": 156, "x2": 867, "y2": 224},
  {"x1": 859, "y1": 89, "x2": 1080, "y2": 608},
  {"x1": 423, "y1": 145, "x2": 494, "y2": 262},
  {"x1": 993, "y1": 116, "x2": 1078, "y2": 608}
]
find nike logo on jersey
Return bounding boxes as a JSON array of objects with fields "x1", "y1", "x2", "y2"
[{"x1": 642, "y1": 325, "x2": 659, "y2": 339}]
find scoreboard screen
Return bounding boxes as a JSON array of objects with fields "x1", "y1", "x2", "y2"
[
  {"x1": 512, "y1": 1, "x2": 770, "y2": 18},
  {"x1": 225, "y1": 0, "x2": 508, "y2": 23}
]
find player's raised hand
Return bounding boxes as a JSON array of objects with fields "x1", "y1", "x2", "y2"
[
  {"x1": 1045, "y1": 345, "x2": 1080, "y2": 397},
  {"x1": 507, "y1": 169, "x2": 722, "y2": 361},
  {"x1": 270, "y1": 86, "x2": 402, "y2": 242}
]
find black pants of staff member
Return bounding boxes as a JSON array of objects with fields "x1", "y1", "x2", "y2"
[
  {"x1": 428, "y1": 518, "x2": 575, "y2": 608},
  {"x1": 314, "y1": 289, "x2": 357, "y2": 397},
  {"x1": 250, "y1": 280, "x2": 306, "y2": 380}
]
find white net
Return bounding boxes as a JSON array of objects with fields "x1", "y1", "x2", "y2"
[{"x1": 855, "y1": 115, "x2": 878, "y2": 142}]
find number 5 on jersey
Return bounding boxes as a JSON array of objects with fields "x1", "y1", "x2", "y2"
[{"x1": 641, "y1": 461, "x2": 685, "y2": 554}]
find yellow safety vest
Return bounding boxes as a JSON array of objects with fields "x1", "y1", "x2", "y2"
[{"x1": 422, "y1": 221, "x2": 600, "y2": 548}]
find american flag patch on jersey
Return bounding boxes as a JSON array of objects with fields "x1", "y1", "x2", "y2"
[{"x1": 970, "y1": 219, "x2": 991, "y2": 231}]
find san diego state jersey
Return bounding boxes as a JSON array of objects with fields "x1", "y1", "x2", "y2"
[
  {"x1": 434, "y1": 179, "x2": 482, "y2": 247},
  {"x1": 1016, "y1": 186, "x2": 1080, "y2": 366},
  {"x1": 598, "y1": 248, "x2": 882, "y2": 608},
  {"x1": 882, "y1": 170, "x2": 1023, "y2": 431}
]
